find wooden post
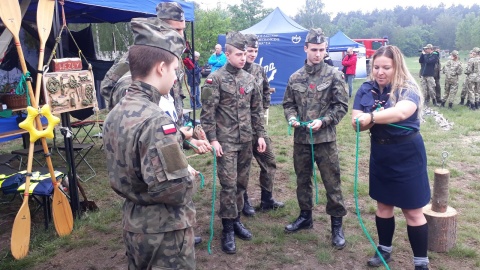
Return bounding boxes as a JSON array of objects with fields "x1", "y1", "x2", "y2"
[{"x1": 423, "y1": 168, "x2": 457, "y2": 252}]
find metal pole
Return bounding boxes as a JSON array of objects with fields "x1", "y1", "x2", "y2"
[{"x1": 191, "y1": 21, "x2": 196, "y2": 126}]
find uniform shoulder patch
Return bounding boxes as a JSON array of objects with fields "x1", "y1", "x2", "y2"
[
  {"x1": 162, "y1": 124, "x2": 177, "y2": 135},
  {"x1": 205, "y1": 78, "x2": 213, "y2": 84}
]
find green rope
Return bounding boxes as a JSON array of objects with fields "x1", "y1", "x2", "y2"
[
  {"x1": 207, "y1": 147, "x2": 217, "y2": 254},
  {"x1": 198, "y1": 173, "x2": 205, "y2": 189},
  {"x1": 288, "y1": 116, "x2": 324, "y2": 205},
  {"x1": 15, "y1": 72, "x2": 31, "y2": 106},
  {"x1": 355, "y1": 119, "x2": 390, "y2": 270},
  {"x1": 375, "y1": 104, "x2": 413, "y2": 131}
]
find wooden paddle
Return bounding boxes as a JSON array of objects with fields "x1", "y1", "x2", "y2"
[
  {"x1": 35, "y1": 0, "x2": 74, "y2": 238},
  {"x1": 0, "y1": 0, "x2": 30, "y2": 61}
]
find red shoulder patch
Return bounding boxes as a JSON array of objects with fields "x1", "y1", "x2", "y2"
[
  {"x1": 162, "y1": 124, "x2": 177, "y2": 135},
  {"x1": 206, "y1": 78, "x2": 213, "y2": 84}
]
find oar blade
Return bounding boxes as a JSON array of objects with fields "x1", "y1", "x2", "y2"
[
  {"x1": 10, "y1": 201, "x2": 31, "y2": 260},
  {"x1": 0, "y1": 0, "x2": 23, "y2": 36},
  {"x1": 52, "y1": 187, "x2": 74, "y2": 236},
  {"x1": 36, "y1": 0, "x2": 56, "y2": 45}
]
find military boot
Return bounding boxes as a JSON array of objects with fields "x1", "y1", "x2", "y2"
[
  {"x1": 432, "y1": 99, "x2": 438, "y2": 107},
  {"x1": 242, "y1": 191, "x2": 255, "y2": 217},
  {"x1": 440, "y1": 101, "x2": 445, "y2": 107},
  {"x1": 466, "y1": 100, "x2": 471, "y2": 107},
  {"x1": 476, "y1": 102, "x2": 480, "y2": 110},
  {"x1": 221, "y1": 219, "x2": 236, "y2": 254},
  {"x1": 459, "y1": 98, "x2": 464, "y2": 105},
  {"x1": 470, "y1": 103, "x2": 476, "y2": 110},
  {"x1": 285, "y1": 210, "x2": 313, "y2": 233},
  {"x1": 448, "y1": 103, "x2": 453, "y2": 109},
  {"x1": 233, "y1": 213, "x2": 252, "y2": 240},
  {"x1": 331, "y1": 216, "x2": 346, "y2": 249},
  {"x1": 259, "y1": 189, "x2": 285, "y2": 211}
]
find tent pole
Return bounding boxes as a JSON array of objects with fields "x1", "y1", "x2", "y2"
[{"x1": 190, "y1": 21, "x2": 196, "y2": 126}]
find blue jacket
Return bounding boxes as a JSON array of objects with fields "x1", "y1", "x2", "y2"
[
  {"x1": 186, "y1": 60, "x2": 201, "y2": 86},
  {"x1": 419, "y1": 52, "x2": 439, "y2": 77},
  {"x1": 208, "y1": 52, "x2": 227, "y2": 73}
]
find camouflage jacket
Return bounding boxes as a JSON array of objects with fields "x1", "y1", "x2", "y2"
[
  {"x1": 442, "y1": 59, "x2": 463, "y2": 83},
  {"x1": 100, "y1": 52, "x2": 130, "y2": 110},
  {"x1": 465, "y1": 57, "x2": 480, "y2": 82},
  {"x1": 200, "y1": 63, "x2": 265, "y2": 143},
  {"x1": 103, "y1": 81, "x2": 195, "y2": 234},
  {"x1": 243, "y1": 62, "x2": 271, "y2": 110},
  {"x1": 283, "y1": 61, "x2": 348, "y2": 144}
]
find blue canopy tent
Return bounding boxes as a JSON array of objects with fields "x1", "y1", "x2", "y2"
[
  {"x1": 328, "y1": 31, "x2": 367, "y2": 78},
  {"x1": 218, "y1": 8, "x2": 308, "y2": 105}
]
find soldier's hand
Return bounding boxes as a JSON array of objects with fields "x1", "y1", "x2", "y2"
[
  {"x1": 188, "y1": 165, "x2": 199, "y2": 177},
  {"x1": 257, "y1": 137, "x2": 266, "y2": 153},
  {"x1": 211, "y1": 140, "x2": 223, "y2": 157},
  {"x1": 307, "y1": 119, "x2": 323, "y2": 131},
  {"x1": 180, "y1": 126, "x2": 193, "y2": 140},
  {"x1": 288, "y1": 117, "x2": 300, "y2": 127},
  {"x1": 190, "y1": 138, "x2": 212, "y2": 154}
]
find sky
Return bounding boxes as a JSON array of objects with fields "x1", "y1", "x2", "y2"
[{"x1": 194, "y1": 0, "x2": 478, "y2": 17}]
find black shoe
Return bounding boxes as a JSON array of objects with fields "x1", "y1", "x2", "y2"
[
  {"x1": 466, "y1": 100, "x2": 471, "y2": 106},
  {"x1": 331, "y1": 216, "x2": 346, "y2": 250},
  {"x1": 194, "y1": 236, "x2": 202, "y2": 246},
  {"x1": 285, "y1": 210, "x2": 313, "y2": 233},
  {"x1": 448, "y1": 102, "x2": 453, "y2": 109},
  {"x1": 259, "y1": 189, "x2": 285, "y2": 211},
  {"x1": 459, "y1": 98, "x2": 464, "y2": 105},
  {"x1": 470, "y1": 103, "x2": 476, "y2": 110},
  {"x1": 242, "y1": 191, "x2": 255, "y2": 217},
  {"x1": 441, "y1": 101, "x2": 445, "y2": 107},
  {"x1": 432, "y1": 100, "x2": 438, "y2": 107},
  {"x1": 367, "y1": 246, "x2": 392, "y2": 267},
  {"x1": 233, "y1": 214, "x2": 252, "y2": 240},
  {"x1": 221, "y1": 219, "x2": 236, "y2": 254},
  {"x1": 414, "y1": 264, "x2": 429, "y2": 270}
]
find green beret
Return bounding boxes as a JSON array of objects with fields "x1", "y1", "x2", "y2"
[
  {"x1": 226, "y1": 31, "x2": 247, "y2": 51},
  {"x1": 305, "y1": 28, "x2": 327, "y2": 44},
  {"x1": 156, "y1": 2, "x2": 185, "y2": 22},
  {"x1": 130, "y1": 18, "x2": 185, "y2": 59},
  {"x1": 245, "y1": 34, "x2": 259, "y2": 48}
]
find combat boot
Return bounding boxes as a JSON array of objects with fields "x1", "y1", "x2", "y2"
[
  {"x1": 432, "y1": 99, "x2": 438, "y2": 107},
  {"x1": 440, "y1": 101, "x2": 445, "y2": 107},
  {"x1": 448, "y1": 103, "x2": 453, "y2": 109},
  {"x1": 331, "y1": 216, "x2": 346, "y2": 249},
  {"x1": 285, "y1": 210, "x2": 313, "y2": 233},
  {"x1": 470, "y1": 103, "x2": 476, "y2": 110},
  {"x1": 242, "y1": 191, "x2": 255, "y2": 217},
  {"x1": 466, "y1": 100, "x2": 471, "y2": 107},
  {"x1": 259, "y1": 189, "x2": 285, "y2": 211},
  {"x1": 476, "y1": 102, "x2": 480, "y2": 110},
  {"x1": 459, "y1": 98, "x2": 464, "y2": 105},
  {"x1": 221, "y1": 219, "x2": 236, "y2": 254},
  {"x1": 233, "y1": 213, "x2": 252, "y2": 240}
]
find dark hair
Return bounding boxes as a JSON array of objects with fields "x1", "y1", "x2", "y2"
[{"x1": 128, "y1": 45, "x2": 177, "y2": 80}]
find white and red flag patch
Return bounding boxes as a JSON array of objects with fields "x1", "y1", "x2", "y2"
[{"x1": 162, "y1": 124, "x2": 177, "y2": 135}]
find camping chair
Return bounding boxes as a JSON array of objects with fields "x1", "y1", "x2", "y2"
[
  {"x1": 0, "y1": 153, "x2": 22, "y2": 170},
  {"x1": 69, "y1": 108, "x2": 103, "y2": 146},
  {"x1": 11, "y1": 145, "x2": 47, "y2": 169}
]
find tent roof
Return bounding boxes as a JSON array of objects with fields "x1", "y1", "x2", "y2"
[
  {"x1": 241, "y1": 7, "x2": 307, "y2": 34},
  {"x1": 22, "y1": 0, "x2": 194, "y2": 24},
  {"x1": 328, "y1": 31, "x2": 364, "y2": 52}
]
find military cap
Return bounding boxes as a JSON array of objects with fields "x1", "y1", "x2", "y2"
[
  {"x1": 423, "y1": 44, "x2": 433, "y2": 49},
  {"x1": 473, "y1": 47, "x2": 480, "y2": 53},
  {"x1": 156, "y1": 2, "x2": 185, "y2": 22},
  {"x1": 245, "y1": 34, "x2": 259, "y2": 48},
  {"x1": 226, "y1": 31, "x2": 247, "y2": 51},
  {"x1": 451, "y1": 50, "x2": 459, "y2": 56},
  {"x1": 305, "y1": 28, "x2": 327, "y2": 44},
  {"x1": 131, "y1": 18, "x2": 185, "y2": 59}
]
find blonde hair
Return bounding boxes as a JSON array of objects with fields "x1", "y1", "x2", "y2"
[{"x1": 369, "y1": 45, "x2": 424, "y2": 119}]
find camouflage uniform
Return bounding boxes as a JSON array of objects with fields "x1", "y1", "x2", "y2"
[
  {"x1": 103, "y1": 18, "x2": 196, "y2": 269},
  {"x1": 283, "y1": 51, "x2": 348, "y2": 217},
  {"x1": 433, "y1": 50, "x2": 441, "y2": 102},
  {"x1": 419, "y1": 44, "x2": 438, "y2": 104},
  {"x1": 200, "y1": 36, "x2": 265, "y2": 219},
  {"x1": 441, "y1": 51, "x2": 463, "y2": 105},
  {"x1": 465, "y1": 52, "x2": 480, "y2": 105}
]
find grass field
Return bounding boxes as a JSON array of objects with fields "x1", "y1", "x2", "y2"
[{"x1": 1, "y1": 55, "x2": 479, "y2": 270}]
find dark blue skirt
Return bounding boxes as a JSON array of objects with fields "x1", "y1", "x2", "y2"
[{"x1": 369, "y1": 133, "x2": 431, "y2": 209}]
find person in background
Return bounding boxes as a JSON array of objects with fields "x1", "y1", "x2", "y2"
[
  {"x1": 419, "y1": 44, "x2": 438, "y2": 106},
  {"x1": 283, "y1": 28, "x2": 348, "y2": 250},
  {"x1": 208, "y1": 44, "x2": 227, "y2": 73},
  {"x1": 201, "y1": 31, "x2": 266, "y2": 254},
  {"x1": 441, "y1": 50, "x2": 463, "y2": 109},
  {"x1": 352, "y1": 45, "x2": 430, "y2": 270},
  {"x1": 342, "y1": 47, "x2": 358, "y2": 97},
  {"x1": 103, "y1": 18, "x2": 196, "y2": 270},
  {"x1": 465, "y1": 47, "x2": 480, "y2": 110},
  {"x1": 459, "y1": 50, "x2": 476, "y2": 106},
  {"x1": 185, "y1": 51, "x2": 202, "y2": 109},
  {"x1": 433, "y1": 46, "x2": 442, "y2": 104},
  {"x1": 241, "y1": 34, "x2": 284, "y2": 217},
  {"x1": 324, "y1": 52, "x2": 334, "y2": 66}
]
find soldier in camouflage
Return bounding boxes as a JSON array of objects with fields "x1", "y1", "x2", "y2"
[
  {"x1": 100, "y1": 2, "x2": 186, "y2": 126},
  {"x1": 419, "y1": 44, "x2": 439, "y2": 106},
  {"x1": 200, "y1": 31, "x2": 266, "y2": 254},
  {"x1": 103, "y1": 18, "x2": 196, "y2": 269},
  {"x1": 441, "y1": 50, "x2": 463, "y2": 109},
  {"x1": 459, "y1": 50, "x2": 476, "y2": 106},
  {"x1": 465, "y1": 47, "x2": 480, "y2": 110},
  {"x1": 282, "y1": 28, "x2": 348, "y2": 250},
  {"x1": 241, "y1": 34, "x2": 284, "y2": 217}
]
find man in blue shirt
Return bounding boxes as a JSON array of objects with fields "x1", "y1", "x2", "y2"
[{"x1": 208, "y1": 44, "x2": 227, "y2": 73}]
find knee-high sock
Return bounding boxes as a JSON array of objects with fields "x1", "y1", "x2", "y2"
[
  {"x1": 376, "y1": 215, "x2": 395, "y2": 247},
  {"x1": 407, "y1": 223, "x2": 428, "y2": 258}
]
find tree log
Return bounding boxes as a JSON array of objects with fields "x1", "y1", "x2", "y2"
[
  {"x1": 432, "y1": 168, "x2": 450, "y2": 213},
  {"x1": 423, "y1": 204, "x2": 457, "y2": 252}
]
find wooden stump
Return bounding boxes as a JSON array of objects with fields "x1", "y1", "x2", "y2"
[
  {"x1": 432, "y1": 168, "x2": 450, "y2": 213},
  {"x1": 423, "y1": 204, "x2": 457, "y2": 252}
]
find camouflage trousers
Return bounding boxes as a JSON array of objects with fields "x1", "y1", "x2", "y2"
[
  {"x1": 460, "y1": 77, "x2": 469, "y2": 99},
  {"x1": 252, "y1": 135, "x2": 276, "y2": 192},
  {"x1": 442, "y1": 80, "x2": 459, "y2": 104},
  {"x1": 434, "y1": 76, "x2": 441, "y2": 101},
  {"x1": 293, "y1": 142, "x2": 347, "y2": 217},
  {"x1": 123, "y1": 227, "x2": 195, "y2": 270},
  {"x1": 467, "y1": 81, "x2": 480, "y2": 103},
  {"x1": 217, "y1": 142, "x2": 253, "y2": 218},
  {"x1": 420, "y1": 76, "x2": 436, "y2": 102}
]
